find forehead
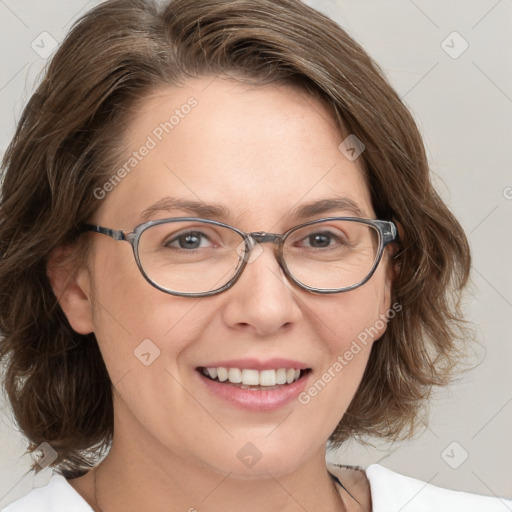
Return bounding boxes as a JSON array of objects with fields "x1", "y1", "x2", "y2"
[{"x1": 94, "y1": 77, "x2": 374, "y2": 229}]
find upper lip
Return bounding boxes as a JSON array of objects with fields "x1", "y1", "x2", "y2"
[{"x1": 197, "y1": 358, "x2": 310, "y2": 370}]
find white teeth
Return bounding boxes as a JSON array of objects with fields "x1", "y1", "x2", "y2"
[
  {"x1": 217, "y1": 367, "x2": 228, "y2": 382},
  {"x1": 228, "y1": 368, "x2": 242, "y2": 383},
  {"x1": 259, "y1": 369, "x2": 277, "y2": 386},
  {"x1": 202, "y1": 367, "x2": 306, "y2": 386},
  {"x1": 241, "y1": 369, "x2": 259, "y2": 385},
  {"x1": 276, "y1": 368, "x2": 287, "y2": 385}
]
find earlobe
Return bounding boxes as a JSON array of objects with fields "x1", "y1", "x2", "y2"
[{"x1": 46, "y1": 246, "x2": 95, "y2": 335}]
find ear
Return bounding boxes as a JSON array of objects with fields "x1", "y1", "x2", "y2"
[
  {"x1": 379, "y1": 226, "x2": 402, "y2": 318},
  {"x1": 378, "y1": 220, "x2": 403, "y2": 323},
  {"x1": 46, "y1": 246, "x2": 95, "y2": 335},
  {"x1": 390, "y1": 219, "x2": 404, "y2": 278}
]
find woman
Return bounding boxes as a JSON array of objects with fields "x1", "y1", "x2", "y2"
[{"x1": 0, "y1": 0, "x2": 510, "y2": 510}]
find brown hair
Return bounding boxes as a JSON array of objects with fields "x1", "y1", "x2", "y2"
[{"x1": 0, "y1": 0, "x2": 470, "y2": 477}]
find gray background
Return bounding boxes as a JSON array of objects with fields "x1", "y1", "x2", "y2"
[{"x1": 0, "y1": 0, "x2": 511, "y2": 507}]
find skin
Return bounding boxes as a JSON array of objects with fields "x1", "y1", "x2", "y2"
[{"x1": 48, "y1": 76, "x2": 394, "y2": 512}]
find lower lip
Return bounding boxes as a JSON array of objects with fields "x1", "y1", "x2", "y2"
[{"x1": 197, "y1": 371, "x2": 310, "y2": 411}]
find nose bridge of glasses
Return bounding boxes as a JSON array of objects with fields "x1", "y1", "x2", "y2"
[{"x1": 247, "y1": 231, "x2": 283, "y2": 247}]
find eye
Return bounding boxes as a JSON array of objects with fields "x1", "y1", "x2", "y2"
[
  {"x1": 298, "y1": 230, "x2": 348, "y2": 249},
  {"x1": 305, "y1": 232, "x2": 336, "y2": 248},
  {"x1": 165, "y1": 231, "x2": 214, "y2": 250}
]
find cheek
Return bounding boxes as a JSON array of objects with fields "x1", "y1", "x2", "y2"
[
  {"x1": 315, "y1": 269, "x2": 391, "y2": 351},
  {"x1": 87, "y1": 242, "x2": 214, "y2": 381},
  {"x1": 86, "y1": 248, "x2": 222, "y2": 446},
  {"x1": 299, "y1": 270, "x2": 392, "y2": 409}
]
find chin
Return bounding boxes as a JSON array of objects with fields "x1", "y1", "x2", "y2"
[{"x1": 191, "y1": 432, "x2": 320, "y2": 480}]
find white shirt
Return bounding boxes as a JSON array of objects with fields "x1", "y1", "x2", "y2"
[{"x1": 2, "y1": 464, "x2": 511, "y2": 511}]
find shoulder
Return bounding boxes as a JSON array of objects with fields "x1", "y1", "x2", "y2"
[
  {"x1": 1, "y1": 475, "x2": 93, "y2": 512},
  {"x1": 365, "y1": 463, "x2": 512, "y2": 512}
]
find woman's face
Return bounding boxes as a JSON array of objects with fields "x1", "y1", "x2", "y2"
[{"x1": 68, "y1": 77, "x2": 393, "y2": 478}]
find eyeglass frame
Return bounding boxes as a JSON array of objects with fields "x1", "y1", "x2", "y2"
[{"x1": 81, "y1": 216, "x2": 399, "y2": 297}]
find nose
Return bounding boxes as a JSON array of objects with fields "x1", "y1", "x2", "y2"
[{"x1": 221, "y1": 244, "x2": 303, "y2": 336}]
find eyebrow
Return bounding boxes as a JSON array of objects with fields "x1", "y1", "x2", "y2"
[
  {"x1": 139, "y1": 197, "x2": 230, "y2": 222},
  {"x1": 291, "y1": 197, "x2": 367, "y2": 219},
  {"x1": 138, "y1": 196, "x2": 368, "y2": 223}
]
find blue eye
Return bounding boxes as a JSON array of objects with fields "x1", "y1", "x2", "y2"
[{"x1": 166, "y1": 231, "x2": 211, "y2": 250}]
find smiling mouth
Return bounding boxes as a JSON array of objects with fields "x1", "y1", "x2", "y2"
[{"x1": 197, "y1": 367, "x2": 312, "y2": 390}]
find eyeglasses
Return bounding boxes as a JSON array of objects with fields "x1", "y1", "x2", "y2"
[{"x1": 82, "y1": 217, "x2": 398, "y2": 297}]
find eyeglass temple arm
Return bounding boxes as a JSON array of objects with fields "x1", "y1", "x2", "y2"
[
  {"x1": 375, "y1": 220, "x2": 399, "y2": 245},
  {"x1": 82, "y1": 224, "x2": 128, "y2": 242}
]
